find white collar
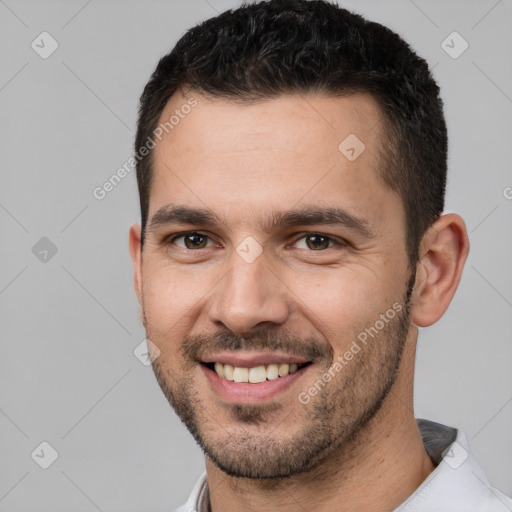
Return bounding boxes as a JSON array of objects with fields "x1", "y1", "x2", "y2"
[{"x1": 177, "y1": 418, "x2": 512, "y2": 512}]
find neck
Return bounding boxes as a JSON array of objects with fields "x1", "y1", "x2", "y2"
[{"x1": 206, "y1": 337, "x2": 435, "y2": 512}]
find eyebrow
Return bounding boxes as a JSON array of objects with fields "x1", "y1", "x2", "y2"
[{"x1": 148, "y1": 204, "x2": 376, "y2": 239}]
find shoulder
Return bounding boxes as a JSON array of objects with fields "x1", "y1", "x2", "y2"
[
  {"x1": 398, "y1": 419, "x2": 512, "y2": 511},
  {"x1": 172, "y1": 471, "x2": 208, "y2": 512}
]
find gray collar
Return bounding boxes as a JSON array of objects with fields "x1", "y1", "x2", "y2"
[{"x1": 416, "y1": 418, "x2": 458, "y2": 465}]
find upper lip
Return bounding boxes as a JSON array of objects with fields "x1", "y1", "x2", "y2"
[{"x1": 199, "y1": 351, "x2": 310, "y2": 367}]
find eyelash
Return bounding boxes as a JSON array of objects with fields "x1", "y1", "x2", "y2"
[{"x1": 165, "y1": 231, "x2": 347, "y2": 251}]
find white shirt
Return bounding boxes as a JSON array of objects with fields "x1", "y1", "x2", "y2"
[{"x1": 175, "y1": 418, "x2": 512, "y2": 512}]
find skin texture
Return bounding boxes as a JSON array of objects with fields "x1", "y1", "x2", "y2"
[{"x1": 129, "y1": 89, "x2": 469, "y2": 512}]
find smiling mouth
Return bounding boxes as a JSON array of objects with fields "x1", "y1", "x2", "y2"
[{"x1": 203, "y1": 361, "x2": 312, "y2": 383}]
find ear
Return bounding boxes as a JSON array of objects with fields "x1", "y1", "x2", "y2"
[
  {"x1": 412, "y1": 213, "x2": 470, "y2": 327},
  {"x1": 129, "y1": 223, "x2": 143, "y2": 308}
]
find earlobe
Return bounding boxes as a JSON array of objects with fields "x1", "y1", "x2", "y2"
[
  {"x1": 129, "y1": 223, "x2": 143, "y2": 306},
  {"x1": 412, "y1": 213, "x2": 470, "y2": 327}
]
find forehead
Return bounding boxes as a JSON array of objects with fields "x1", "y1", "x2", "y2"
[
  {"x1": 155, "y1": 89, "x2": 384, "y2": 160},
  {"x1": 149, "y1": 89, "x2": 399, "y2": 231}
]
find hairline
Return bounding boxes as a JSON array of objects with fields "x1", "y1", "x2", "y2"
[{"x1": 143, "y1": 86, "x2": 400, "y2": 218}]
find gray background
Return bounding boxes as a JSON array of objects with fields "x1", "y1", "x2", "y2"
[{"x1": 1, "y1": 0, "x2": 511, "y2": 510}]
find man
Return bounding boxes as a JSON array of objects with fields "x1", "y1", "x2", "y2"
[{"x1": 128, "y1": 1, "x2": 512, "y2": 510}]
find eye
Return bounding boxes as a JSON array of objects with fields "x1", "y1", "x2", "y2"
[
  {"x1": 292, "y1": 233, "x2": 345, "y2": 251},
  {"x1": 168, "y1": 232, "x2": 217, "y2": 250}
]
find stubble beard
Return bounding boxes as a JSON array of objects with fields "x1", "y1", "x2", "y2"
[{"x1": 147, "y1": 274, "x2": 415, "y2": 480}]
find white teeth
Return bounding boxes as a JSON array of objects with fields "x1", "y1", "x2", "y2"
[
  {"x1": 223, "y1": 364, "x2": 234, "y2": 381},
  {"x1": 214, "y1": 362, "x2": 224, "y2": 378},
  {"x1": 278, "y1": 363, "x2": 289, "y2": 377},
  {"x1": 266, "y1": 364, "x2": 279, "y2": 380},
  {"x1": 249, "y1": 366, "x2": 267, "y2": 383},
  {"x1": 233, "y1": 367, "x2": 249, "y2": 383},
  {"x1": 211, "y1": 362, "x2": 306, "y2": 382}
]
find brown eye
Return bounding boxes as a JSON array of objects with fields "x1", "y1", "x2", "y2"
[
  {"x1": 292, "y1": 233, "x2": 346, "y2": 251},
  {"x1": 184, "y1": 233, "x2": 208, "y2": 249},
  {"x1": 171, "y1": 232, "x2": 214, "y2": 250},
  {"x1": 305, "y1": 234, "x2": 331, "y2": 250}
]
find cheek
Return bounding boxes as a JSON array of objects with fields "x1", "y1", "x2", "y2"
[
  {"x1": 141, "y1": 260, "x2": 207, "y2": 337},
  {"x1": 141, "y1": 268, "x2": 205, "y2": 370},
  {"x1": 294, "y1": 265, "x2": 405, "y2": 351}
]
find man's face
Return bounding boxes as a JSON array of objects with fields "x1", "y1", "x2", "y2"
[{"x1": 135, "y1": 91, "x2": 415, "y2": 478}]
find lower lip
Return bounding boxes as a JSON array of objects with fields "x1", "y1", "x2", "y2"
[{"x1": 200, "y1": 364, "x2": 310, "y2": 403}]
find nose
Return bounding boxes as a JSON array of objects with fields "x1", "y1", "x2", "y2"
[{"x1": 207, "y1": 249, "x2": 290, "y2": 335}]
